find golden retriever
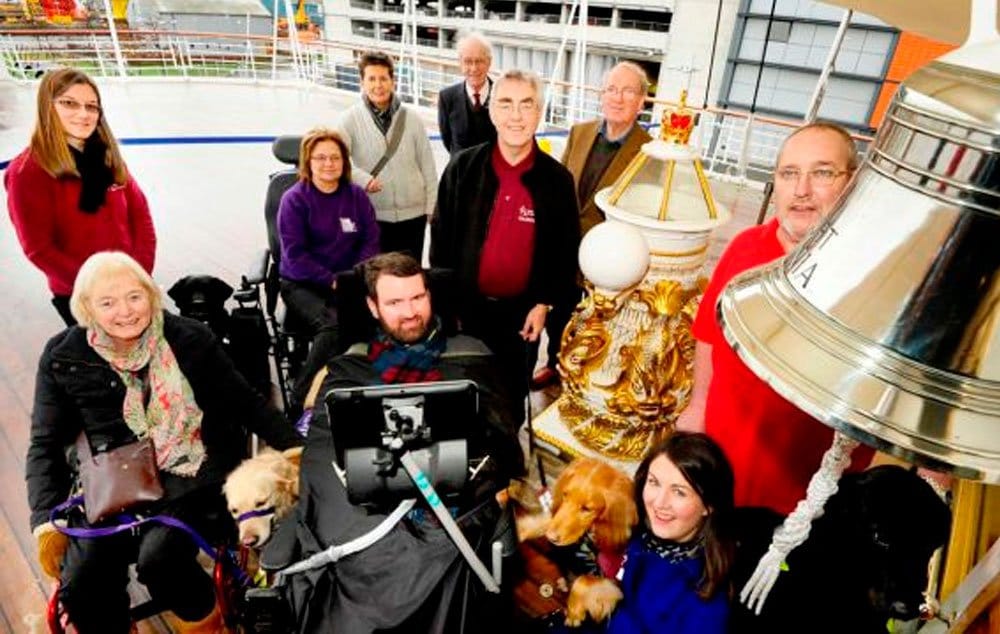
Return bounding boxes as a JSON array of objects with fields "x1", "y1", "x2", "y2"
[{"x1": 224, "y1": 447, "x2": 303, "y2": 548}]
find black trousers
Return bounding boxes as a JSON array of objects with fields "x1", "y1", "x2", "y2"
[
  {"x1": 59, "y1": 489, "x2": 232, "y2": 634},
  {"x1": 52, "y1": 295, "x2": 77, "y2": 327},
  {"x1": 542, "y1": 287, "x2": 582, "y2": 370},
  {"x1": 461, "y1": 295, "x2": 538, "y2": 414},
  {"x1": 280, "y1": 278, "x2": 341, "y2": 409},
  {"x1": 378, "y1": 216, "x2": 427, "y2": 260}
]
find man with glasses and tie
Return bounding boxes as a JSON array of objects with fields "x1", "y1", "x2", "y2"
[
  {"x1": 531, "y1": 61, "x2": 652, "y2": 390},
  {"x1": 431, "y1": 69, "x2": 580, "y2": 410},
  {"x1": 437, "y1": 32, "x2": 497, "y2": 155},
  {"x1": 675, "y1": 122, "x2": 873, "y2": 515}
]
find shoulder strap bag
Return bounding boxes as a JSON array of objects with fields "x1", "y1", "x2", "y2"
[{"x1": 369, "y1": 109, "x2": 408, "y2": 179}]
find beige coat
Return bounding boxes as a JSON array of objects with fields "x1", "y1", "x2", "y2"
[{"x1": 561, "y1": 120, "x2": 651, "y2": 237}]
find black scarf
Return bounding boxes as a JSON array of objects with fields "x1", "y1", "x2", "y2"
[
  {"x1": 70, "y1": 137, "x2": 114, "y2": 214},
  {"x1": 364, "y1": 94, "x2": 402, "y2": 136}
]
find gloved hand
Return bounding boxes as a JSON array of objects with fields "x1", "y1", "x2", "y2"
[{"x1": 33, "y1": 522, "x2": 69, "y2": 579}]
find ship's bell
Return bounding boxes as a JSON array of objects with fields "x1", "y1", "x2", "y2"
[{"x1": 718, "y1": 40, "x2": 1000, "y2": 482}]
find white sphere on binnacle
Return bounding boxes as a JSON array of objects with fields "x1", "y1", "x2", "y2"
[{"x1": 578, "y1": 221, "x2": 650, "y2": 293}]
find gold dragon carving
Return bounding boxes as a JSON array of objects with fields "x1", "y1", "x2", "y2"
[{"x1": 557, "y1": 278, "x2": 706, "y2": 461}]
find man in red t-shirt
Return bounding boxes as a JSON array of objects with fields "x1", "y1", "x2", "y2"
[
  {"x1": 431, "y1": 69, "x2": 580, "y2": 405},
  {"x1": 675, "y1": 122, "x2": 872, "y2": 514}
]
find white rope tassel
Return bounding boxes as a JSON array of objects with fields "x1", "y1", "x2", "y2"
[{"x1": 740, "y1": 431, "x2": 860, "y2": 614}]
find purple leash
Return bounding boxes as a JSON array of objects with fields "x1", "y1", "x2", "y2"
[{"x1": 50, "y1": 495, "x2": 256, "y2": 588}]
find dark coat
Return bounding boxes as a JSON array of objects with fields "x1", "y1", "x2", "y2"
[
  {"x1": 437, "y1": 79, "x2": 497, "y2": 154},
  {"x1": 430, "y1": 141, "x2": 581, "y2": 309},
  {"x1": 729, "y1": 466, "x2": 951, "y2": 633},
  {"x1": 26, "y1": 311, "x2": 302, "y2": 529},
  {"x1": 271, "y1": 335, "x2": 522, "y2": 633}
]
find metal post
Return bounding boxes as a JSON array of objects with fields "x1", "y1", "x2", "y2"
[
  {"x1": 804, "y1": 9, "x2": 852, "y2": 123},
  {"x1": 99, "y1": 0, "x2": 126, "y2": 77},
  {"x1": 271, "y1": 0, "x2": 279, "y2": 80},
  {"x1": 748, "y1": 0, "x2": 777, "y2": 116},
  {"x1": 573, "y1": 0, "x2": 589, "y2": 122},
  {"x1": 543, "y1": 0, "x2": 579, "y2": 126},
  {"x1": 282, "y1": 0, "x2": 303, "y2": 79}
]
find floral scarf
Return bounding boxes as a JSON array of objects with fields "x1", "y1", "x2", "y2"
[{"x1": 87, "y1": 312, "x2": 206, "y2": 477}]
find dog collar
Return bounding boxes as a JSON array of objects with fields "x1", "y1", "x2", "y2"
[{"x1": 237, "y1": 507, "x2": 276, "y2": 523}]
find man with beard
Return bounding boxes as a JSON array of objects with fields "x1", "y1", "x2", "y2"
[
  {"x1": 674, "y1": 122, "x2": 874, "y2": 515},
  {"x1": 277, "y1": 252, "x2": 523, "y2": 633}
]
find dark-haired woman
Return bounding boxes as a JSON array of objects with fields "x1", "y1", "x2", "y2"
[
  {"x1": 5, "y1": 67, "x2": 156, "y2": 326},
  {"x1": 607, "y1": 432, "x2": 735, "y2": 633}
]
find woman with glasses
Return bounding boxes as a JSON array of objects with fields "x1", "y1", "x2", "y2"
[
  {"x1": 278, "y1": 127, "x2": 380, "y2": 416},
  {"x1": 5, "y1": 67, "x2": 156, "y2": 327}
]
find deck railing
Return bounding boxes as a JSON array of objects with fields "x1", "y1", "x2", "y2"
[{"x1": 0, "y1": 28, "x2": 872, "y2": 183}]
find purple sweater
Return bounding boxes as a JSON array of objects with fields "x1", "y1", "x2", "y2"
[{"x1": 278, "y1": 180, "x2": 380, "y2": 286}]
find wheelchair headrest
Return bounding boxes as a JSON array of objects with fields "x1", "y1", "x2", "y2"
[{"x1": 272, "y1": 135, "x2": 302, "y2": 166}]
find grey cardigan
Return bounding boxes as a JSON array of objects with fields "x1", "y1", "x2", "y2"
[{"x1": 336, "y1": 100, "x2": 438, "y2": 224}]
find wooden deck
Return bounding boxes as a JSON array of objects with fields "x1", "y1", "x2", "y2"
[{"x1": 0, "y1": 142, "x2": 764, "y2": 631}]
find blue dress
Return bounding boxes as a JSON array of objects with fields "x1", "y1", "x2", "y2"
[{"x1": 605, "y1": 532, "x2": 729, "y2": 634}]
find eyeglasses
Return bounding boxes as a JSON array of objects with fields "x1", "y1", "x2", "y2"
[
  {"x1": 55, "y1": 97, "x2": 101, "y2": 115},
  {"x1": 602, "y1": 86, "x2": 641, "y2": 99},
  {"x1": 460, "y1": 57, "x2": 489, "y2": 67},
  {"x1": 493, "y1": 100, "x2": 539, "y2": 116},
  {"x1": 775, "y1": 167, "x2": 849, "y2": 186},
  {"x1": 310, "y1": 154, "x2": 341, "y2": 163}
]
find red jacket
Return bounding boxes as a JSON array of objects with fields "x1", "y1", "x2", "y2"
[{"x1": 5, "y1": 148, "x2": 156, "y2": 296}]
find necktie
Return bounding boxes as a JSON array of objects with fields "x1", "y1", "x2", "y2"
[{"x1": 473, "y1": 92, "x2": 482, "y2": 111}]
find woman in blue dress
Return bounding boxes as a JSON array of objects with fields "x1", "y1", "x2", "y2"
[{"x1": 607, "y1": 432, "x2": 735, "y2": 633}]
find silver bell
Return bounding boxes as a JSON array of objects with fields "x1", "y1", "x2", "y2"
[{"x1": 718, "y1": 41, "x2": 1000, "y2": 483}]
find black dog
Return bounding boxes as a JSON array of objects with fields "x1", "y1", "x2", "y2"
[
  {"x1": 167, "y1": 274, "x2": 234, "y2": 339},
  {"x1": 729, "y1": 465, "x2": 951, "y2": 633}
]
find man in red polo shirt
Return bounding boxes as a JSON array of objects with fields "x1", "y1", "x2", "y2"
[
  {"x1": 676, "y1": 122, "x2": 873, "y2": 514},
  {"x1": 431, "y1": 69, "x2": 580, "y2": 407}
]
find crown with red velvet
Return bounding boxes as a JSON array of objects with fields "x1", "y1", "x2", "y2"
[{"x1": 661, "y1": 90, "x2": 695, "y2": 146}]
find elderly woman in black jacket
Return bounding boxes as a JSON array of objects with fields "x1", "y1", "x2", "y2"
[{"x1": 26, "y1": 251, "x2": 302, "y2": 634}]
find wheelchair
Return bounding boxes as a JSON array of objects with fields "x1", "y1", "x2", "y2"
[
  {"x1": 44, "y1": 501, "x2": 258, "y2": 633},
  {"x1": 245, "y1": 266, "x2": 520, "y2": 634},
  {"x1": 241, "y1": 135, "x2": 315, "y2": 414}
]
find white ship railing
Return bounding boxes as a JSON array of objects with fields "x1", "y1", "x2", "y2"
[{"x1": 0, "y1": 28, "x2": 872, "y2": 183}]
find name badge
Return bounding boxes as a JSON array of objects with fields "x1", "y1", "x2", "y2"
[{"x1": 340, "y1": 217, "x2": 358, "y2": 233}]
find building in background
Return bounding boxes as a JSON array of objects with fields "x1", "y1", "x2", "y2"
[
  {"x1": 718, "y1": 0, "x2": 896, "y2": 132},
  {"x1": 128, "y1": 0, "x2": 274, "y2": 35},
  {"x1": 323, "y1": 0, "x2": 682, "y2": 121}
]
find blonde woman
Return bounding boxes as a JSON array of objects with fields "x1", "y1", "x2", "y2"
[
  {"x1": 5, "y1": 68, "x2": 156, "y2": 325},
  {"x1": 26, "y1": 252, "x2": 300, "y2": 633}
]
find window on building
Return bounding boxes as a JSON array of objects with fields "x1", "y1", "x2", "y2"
[
  {"x1": 351, "y1": 19, "x2": 375, "y2": 37},
  {"x1": 727, "y1": 62, "x2": 876, "y2": 125},
  {"x1": 484, "y1": 0, "x2": 516, "y2": 20},
  {"x1": 575, "y1": 6, "x2": 612, "y2": 27},
  {"x1": 619, "y1": 9, "x2": 670, "y2": 32},
  {"x1": 768, "y1": 20, "x2": 791, "y2": 42},
  {"x1": 416, "y1": 26, "x2": 439, "y2": 47},
  {"x1": 445, "y1": 0, "x2": 473, "y2": 18},
  {"x1": 524, "y1": 2, "x2": 561, "y2": 24}
]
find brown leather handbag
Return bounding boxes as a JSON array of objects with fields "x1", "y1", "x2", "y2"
[{"x1": 76, "y1": 433, "x2": 164, "y2": 525}]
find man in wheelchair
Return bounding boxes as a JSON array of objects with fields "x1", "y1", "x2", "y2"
[{"x1": 261, "y1": 252, "x2": 524, "y2": 633}]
